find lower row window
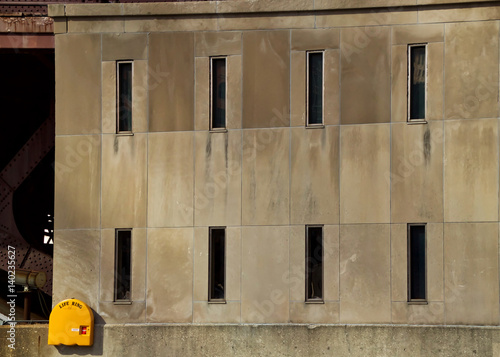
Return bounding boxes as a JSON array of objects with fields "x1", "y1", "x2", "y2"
[
  {"x1": 306, "y1": 225, "x2": 323, "y2": 302},
  {"x1": 408, "y1": 224, "x2": 426, "y2": 302},
  {"x1": 115, "y1": 229, "x2": 131, "y2": 302},
  {"x1": 209, "y1": 227, "x2": 226, "y2": 302}
]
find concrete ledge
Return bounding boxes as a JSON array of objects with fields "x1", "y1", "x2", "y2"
[
  {"x1": 2, "y1": 324, "x2": 500, "y2": 356},
  {"x1": 48, "y1": 0, "x2": 498, "y2": 18}
]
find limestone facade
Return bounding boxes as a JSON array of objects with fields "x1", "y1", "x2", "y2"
[{"x1": 50, "y1": 0, "x2": 500, "y2": 325}]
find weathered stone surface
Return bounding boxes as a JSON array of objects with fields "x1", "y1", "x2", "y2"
[{"x1": 4, "y1": 325, "x2": 500, "y2": 357}]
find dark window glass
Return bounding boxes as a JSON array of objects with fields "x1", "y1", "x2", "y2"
[
  {"x1": 212, "y1": 58, "x2": 226, "y2": 129},
  {"x1": 209, "y1": 228, "x2": 225, "y2": 301},
  {"x1": 408, "y1": 225, "x2": 426, "y2": 300},
  {"x1": 308, "y1": 52, "x2": 323, "y2": 125},
  {"x1": 115, "y1": 229, "x2": 131, "y2": 301},
  {"x1": 118, "y1": 62, "x2": 132, "y2": 132},
  {"x1": 409, "y1": 46, "x2": 426, "y2": 120},
  {"x1": 306, "y1": 226, "x2": 323, "y2": 301}
]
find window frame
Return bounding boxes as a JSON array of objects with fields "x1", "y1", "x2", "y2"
[
  {"x1": 407, "y1": 223, "x2": 427, "y2": 303},
  {"x1": 209, "y1": 56, "x2": 227, "y2": 132},
  {"x1": 305, "y1": 225, "x2": 324, "y2": 303},
  {"x1": 208, "y1": 226, "x2": 226, "y2": 303},
  {"x1": 306, "y1": 50, "x2": 325, "y2": 128},
  {"x1": 407, "y1": 44, "x2": 428, "y2": 123},
  {"x1": 116, "y1": 60, "x2": 134, "y2": 134},
  {"x1": 114, "y1": 228, "x2": 132, "y2": 303}
]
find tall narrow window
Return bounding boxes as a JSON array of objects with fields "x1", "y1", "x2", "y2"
[
  {"x1": 306, "y1": 225, "x2": 323, "y2": 302},
  {"x1": 408, "y1": 224, "x2": 426, "y2": 301},
  {"x1": 408, "y1": 45, "x2": 426, "y2": 121},
  {"x1": 211, "y1": 57, "x2": 226, "y2": 130},
  {"x1": 115, "y1": 229, "x2": 131, "y2": 302},
  {"x1": 307, "y1": 51, "x2": 324, "y2": 126},
  {"x1": 117, "y1": 61, "x2": 133, "y2": 133},
  {"x1": 209, "y1": 227, "x2": 225, "y2": 302}
]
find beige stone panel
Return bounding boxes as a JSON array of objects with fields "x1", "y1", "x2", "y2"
[
  {"x1": 148, "y1": 132, "x2": 194, "y2": 227},
  {"x1": 98, "y1": 302, "x2": 146, "y2": 324},
  {"x1": 55, "y1": 34, "x2": 100, "y2": 135},
  {"x1": 100, "y1": 229, "x2": 147, "y2": 302},
  {"x1": 290, "y1": 127, "x2": 339, "y2": 225},
  {"x1": 340, "y1": 125, "x2": 390, "y2": 224},
  {"x1": 122, "y1": 2, "x2": 216, "y2": 16},
  {"x1": 227, "y1": 55, "x2": 242, "y2": 130},
  {"x1": 241, "y1": 226, "x2": 289, "y2": 323},
  {"x1": 100, "y1": 229, "x2": 115, "y2": 302},
  {"x1": 101, "y1": 134, "x2": 147, "y2": 228},
  {"x1": 426, "y1": 224, "x2": 444, "y2": 301},
  {"x1": 445, "y1": 22, "x2": 499, "y2": 120},
  {"x1": 392, "y1": 42, "x2": 443, "y2": 122},
  {"x1": 418, "y1": 0, "x2": 492, "y2": 4},
  {"x1": 218, "y1": 0, "x2": 313, "y2": 13},
  {"x1": 102, "y1": 33, "x2": 147, "y2": 61},
  {"x1": 291, "y1": 51, "x2": 306, "y2": 127},
  {"x1": 226, "y1": 227, "x2": 242, "y2": 301},
  {"x1": 289, "y1": 226, "x2": 306, "y2": 302},
  {"x1": 125, "y1": 17, "x2": 218, "y2": 33},
  {"x1": 290, "y1": 302, "x2": 340, "y2": 324},
  {"x1": 67, "y1": 19, "x2": 123, "y2": 33},
  {"x1": 149, "y1": 32, "x2": 194, "y2": 132},
  {"x1": 193, "y1": 227, "x2": 241, "y2": 302},
  {"x1": 102, "y1": 61, "x2": 116, "y2": 134},
  {"x1": 392, "y1": 24, "x2": 444, "y2": 45},
  {"x1": 195, "y1": 32, "x2": 241, "y2": 57},
  {"x1": 132, "y1": 60, "x2": 148, "y2": 133},
  {"x1": 444, "y1": 119, "x2": 498, "y2": 222},
  {"x1": 193, "y1": 302, "x2": 241, "y2": 323},
  {"x1": 195, "y1": 57, "x2": 209, "y2": 131},
  {"x1": 317, "y1": 10, "x2": 417, "y2": 28},
  {"x1": 444, "y1": 223, "x2": 499, "y2": 325},
  {"x1": 241, "y1": 129, "x2": 289, "y2": 226},
  {"x1": 291, "y1": 28, "x2": 339, "y2": 51},
  {"x1": 65, "y1": 4, "x2": 122, "y2": 16},
  {"x1": 290, "y1": 225, "x2": 339, "y2": 302},
  {"x1": 315, "y1": 0, "x2": 416, "y2": 9},
  {"x1": 194, "y1": 131, "x2": 241, "y2": 226},
  {"x1": 391, "y1": 302, "x2": 444, "y2": 325},
  {"x1": 146, "y1": 228, "x2": 193, "y2": 323},
  {"x1": 54, "y1": 18, "x2": 67, "y2": 34},
  {"x1": 419, "y1": 6, "x2": 500, "y2": 23},
  {"x1": 427, "y1": 42, "x2": 444, "y2": 121},
  {"x1": 323, "y1": 50, "x2": 340, "y2": 125},
  {"x1": 340, "y1": 27, "x2": 391, "y2": 124},
  {"x1": 193, "y1": 227, "x2": 208, "y2": 301},
  {"x1": 391, "y1": 45, "x2": 406, "y2": 123},
  {"x1": 218, "y1": 15, "x2": 314, "y2": 31},
  {"x1": 391, "y1": 224, "x2": 407, "y2": 302},
  {"x1": 102, "y1": 61, "x2": 148, "y2": 134},
  {"x1": 340, "y1": 224, "x2": 391, "y2": 323},
  {"x1": 391, "y1": 122, "x2": 443, "y2": 223},
  {"x1": 242, "y1": 31, "x2": 290, "y2": 128},
  {"x1": 391, "y1": 224, "x2": 444, "y2": 302},
  {"x1": 324, "y1": 49, "x2": 340, "y2": 126},
  {"x1": 53, "y1": 230, "x2": 100, "y2": 308},
  {"x1": 54, "y1": 135, "x2": 100, "y2": 229},
  {"x1": 47, "y1": 3, "x2": 65, "y2": 17}
]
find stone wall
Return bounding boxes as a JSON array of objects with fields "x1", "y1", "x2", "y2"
[{"x1": 2, "y1": 324, "x2": 500, "y2": 356}]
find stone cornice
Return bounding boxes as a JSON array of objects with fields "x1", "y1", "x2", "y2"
[{"x1": 48, "y1": 0, "x2": 499, "y2": 18}]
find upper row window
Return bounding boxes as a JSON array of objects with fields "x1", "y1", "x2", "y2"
[
  {"x1": 117, "y1": 61, "x2": 133, "y2": 133},
  {"x1": 114, "y1": 46, "x2": 427, "y2": 133},
  {"x1": 408, "y1": 44, "x2": 427, "y2": 122},
  {"x1": 307, "y1": 51, "x2": 324, "y2": 127},
  {"x1": 211, "y1": 57, "x2": 227, "y2": 131}
]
